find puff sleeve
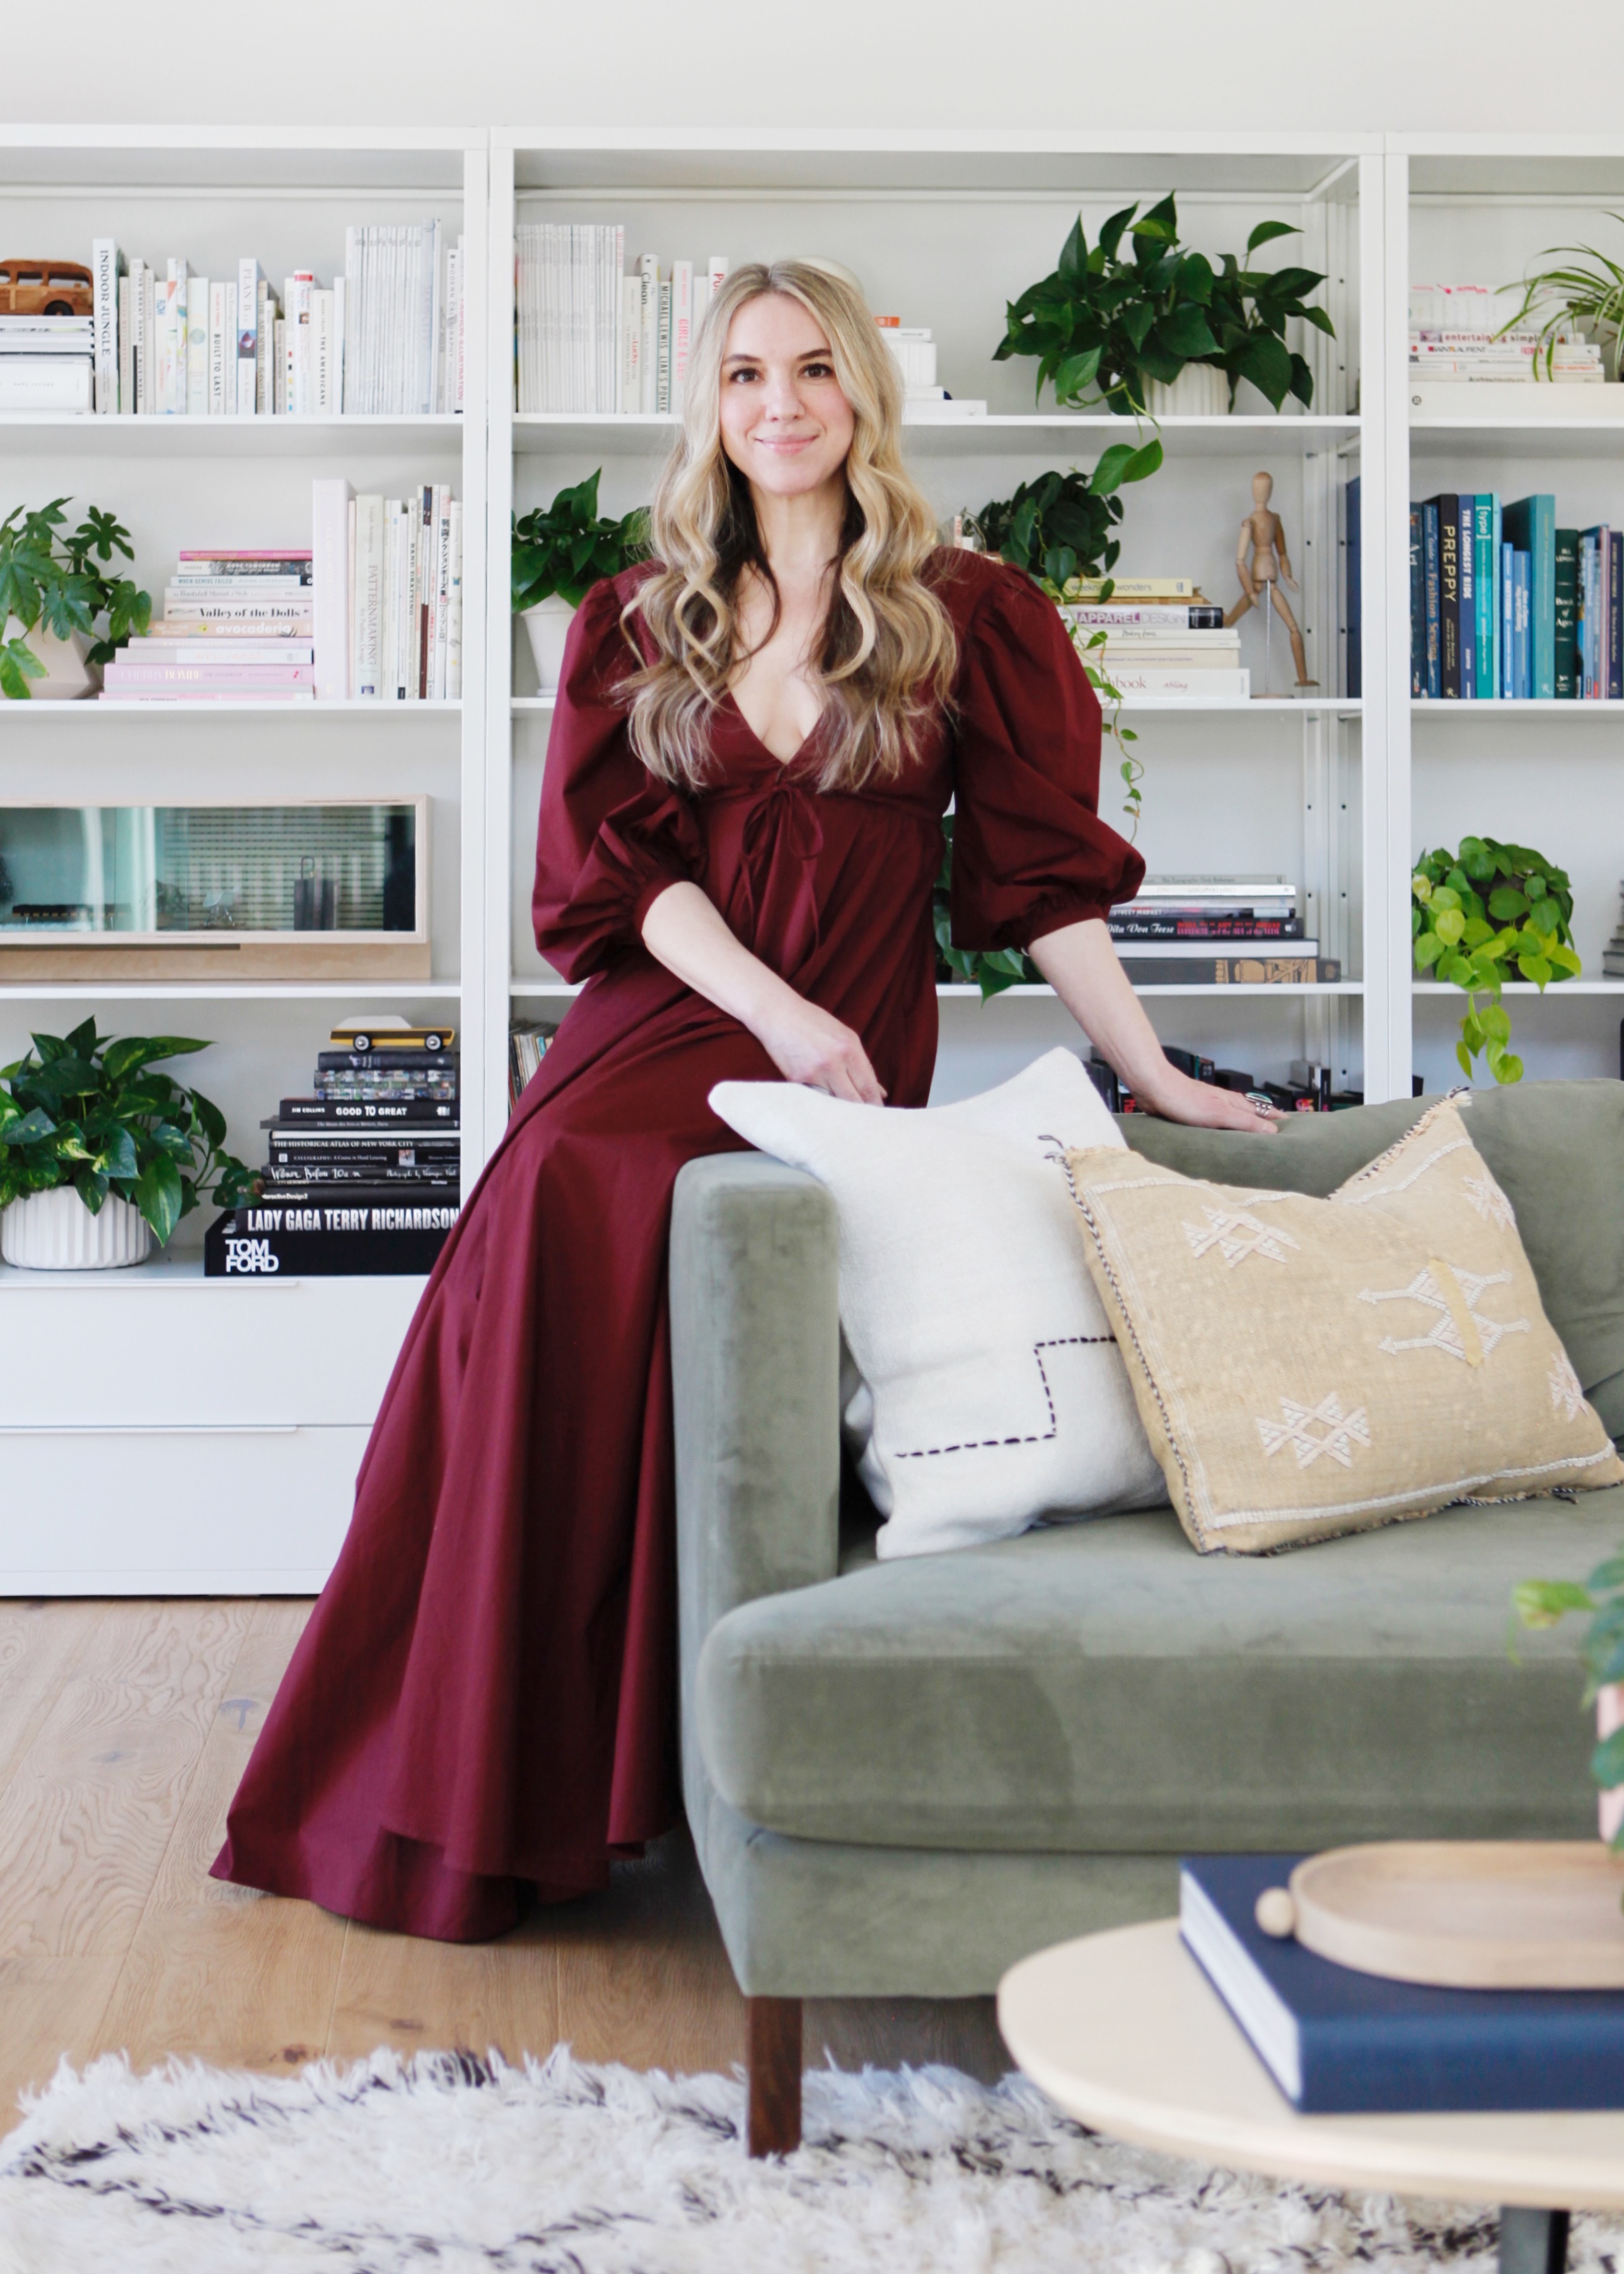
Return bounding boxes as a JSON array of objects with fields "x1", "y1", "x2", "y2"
[
  {"x1": 948, "y1": 563, "x2": 1145, "y2": 953},
  {"x1": 531, "y1": 575, "x2": 706, "y2": 984}
]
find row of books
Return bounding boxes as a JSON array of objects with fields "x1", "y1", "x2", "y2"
[
  {"x1": 508, "y1": 1021, "x2": 557, "y2": 1112},
  {"x1": 516, "y1": 229, "x2": 730, "y2": 415},
  {"x1": 206, "y1": 1020, "x2": 461, "y2": 1276},
  {"x1": 1060, "y1": 586, "x2": 1245, "y2": 699},
  {"x1": 1108, "y1": 875, "x2": 1335, "y2": 986},
  {"x1": 3, "y1": 232, "x2": 467, "y2": 418},
  {"x1": 1088, "y1": 1050, "x2": 1357, "y2": 1115},
  {"x1": 1408, "y1": 284, "x2": 1603, "y2": 382},
  {"x1": 1409, "y1": 492, "x2": 1620, "y2": 699}
]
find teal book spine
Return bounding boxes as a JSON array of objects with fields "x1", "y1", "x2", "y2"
[
  {"x1": 1473, "y1": 496, "x2": 1496, "y2": 698},
  {"x1": 1505, "y1": 495, "x2": 1557, "y2": 697}
]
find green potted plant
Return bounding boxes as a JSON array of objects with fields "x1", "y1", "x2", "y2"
[
  {"x1": 994, "y1": 195, "x2": 1333, "y2": 417},
  {"x1": 1502, "y1": 226, "x2": 1624, "y2": 379},
  {"x1": 512, "y1": 471, "x2": 649, "y2": 692},
  {"x1": 1412, "y1": 837, "x2": 1580, "y2": 1084},
  {"x1": 0, "y1": 498, "x2": 151, "y2": 700},
  {"x1": 0, "y1": 1020, "x2": 257, "y2": 1269}
]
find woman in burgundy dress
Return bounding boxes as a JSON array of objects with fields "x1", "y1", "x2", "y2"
[{"x1": 214, "y1": 259, "x2": 1275, "y2": 1942}]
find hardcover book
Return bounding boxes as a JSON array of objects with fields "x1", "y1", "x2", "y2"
[{"x1": 1181, "y1": 1853, "x2": 1624, "y2": 2114}]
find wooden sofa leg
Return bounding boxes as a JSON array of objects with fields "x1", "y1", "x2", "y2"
[{"x1": 746, "y1": 1995, "x2": 803, "y2": 2155}]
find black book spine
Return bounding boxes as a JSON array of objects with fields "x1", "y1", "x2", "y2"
[{"x1": 315, "y1": 1049, "x2": 459, "y2": 1072}]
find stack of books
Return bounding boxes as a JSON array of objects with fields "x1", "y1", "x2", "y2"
[
  {"x1": 313, "y1": 477, "x2": 463, "y2": 703},
  {"x1": 508, "y1": 1021, "x2": 557, "y2": 1112},
  {"x1": 1602, "y1": 885, "x2": 1624, "y2": 980},
  {"x1": 1411, "y1": 491, "x2": 1620, "y2": 699},
  {"x1": 73, "y1": 232, "x2": 464, "y2": 417},
  {"x1": 207, "y1": 1020, "x2": 461, "y2": 1276},
  {"x1": 1089, "y1": 1051, "x2": 1358, "y2": 1115},
  {"x1": 102, "y1": 549, "x2": 314, "y2": 703},
  {"x1": 875, "y1": 317, "x2": 986, "y2": 420},
  {"x1": 1409, "y1": 284, "x2": 1603, "y2": 383},
  {"x1": 516, "y1": 231, "x2": 731, "y2": 415},
  {"x1": 0, "y1": 313, "x2": 95, "y2": 412},
  {"x1": 1111, "y1": 876, "x2": 1337, "y2": 985},
  {"x1": 1063, "y1": 585, "x2": 1245, "y2": 699}
]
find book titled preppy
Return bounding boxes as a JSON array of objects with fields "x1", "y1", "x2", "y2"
[{"x1": 1180, "y1": 1853, "x2": 1624, "y2": 2113}]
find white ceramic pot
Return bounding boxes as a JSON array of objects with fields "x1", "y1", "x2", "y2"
[
  {"x1": 1142, "y1": 364, "x2": 1230, "y2": 417},
  {"x1": 521, "y1": 596, "x2": 579, "y2": 693},
  {"x1": 1, "y1": 1186, "x2": 152, "y2": 1269},
  {"x1": 1, "y1": 616, "x2": 98, "y2": 700}
]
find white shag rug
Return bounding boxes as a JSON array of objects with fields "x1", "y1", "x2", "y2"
[{"x1": 0, "y1": 2045, "x2": 1615, "y2": 2274}]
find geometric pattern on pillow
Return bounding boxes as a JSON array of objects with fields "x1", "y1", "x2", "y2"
[{"x1": 1065, "y1": 1096, "x2": 1624, "y2": 1554}]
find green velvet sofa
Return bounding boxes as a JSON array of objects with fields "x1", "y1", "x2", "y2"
[{"x1": 668, "y1": 1079, "x2": 1624, "y2": 2150}]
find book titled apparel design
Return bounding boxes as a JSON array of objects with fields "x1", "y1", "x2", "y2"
[{"x1": 1181, "y1": 1853, "x2": 1624, "y2": 2114}]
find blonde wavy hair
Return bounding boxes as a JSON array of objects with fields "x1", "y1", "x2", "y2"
[{"x1": 620, "y1": 260, "x2": 957, "y2": 793}]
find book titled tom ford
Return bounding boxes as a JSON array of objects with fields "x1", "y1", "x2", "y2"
[{"x1": 205, "y1": 1187, "x2": 460, "y2": 1276}]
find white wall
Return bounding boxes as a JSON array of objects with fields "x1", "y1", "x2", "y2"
[{"x1": 5, "y1": 0, "x2": 1624, "y2": 137}]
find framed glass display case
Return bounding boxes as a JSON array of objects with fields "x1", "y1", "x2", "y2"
[{"x1": 0, "y1": 797, "x2": 430, "y2": 978}]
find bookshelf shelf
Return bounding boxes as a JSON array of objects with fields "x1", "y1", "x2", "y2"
[
  {"x1": 511, "y1": 976, "x2": 1364, "y2": 1002},
  {"x1": 1412, "y1": 981, "x2": 1624, "y2": 998},
  {"x1": 1408, "y1": 419, "x2": 1624, "y2": 463},
  {"x1": 0, "y1": 414, "x2": 466, "y2": 461},
  {"x1": 509, "y1": 693, "x2": 1364, "y2": 718},
  {"x1": 0, "y1": 981, "x2": 463, "y2": 1002},
  {"x1": 9, "y1": 700, "x2": 465, "y2": 719},
  {"x1": 1410, "y1": 701, "x2": 1624, "y2": 717},
  {"x1": 513, "y1": 411, "x2": 1362, "y2": 461}
]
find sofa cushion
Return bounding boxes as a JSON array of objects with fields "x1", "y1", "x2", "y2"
[
  {"x1": 694, "y1": 1489, "x2": 1622, "y2": 1851},
  {"x1": 1121, "y1": 1081, "x2": 1624, "y2": 1438},
  {"x1": 1069, "y1": 1097, "x2": 1623, "y2": 1554}
]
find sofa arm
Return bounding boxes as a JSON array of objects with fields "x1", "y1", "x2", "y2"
[{"x1": 670, "y1": 1153, "x2": 842, "y2": 1707}]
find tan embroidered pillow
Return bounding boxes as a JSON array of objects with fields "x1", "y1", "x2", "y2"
[{"x1": 1065, "y1": 1097, "x2": 1624, "y2": 1553}]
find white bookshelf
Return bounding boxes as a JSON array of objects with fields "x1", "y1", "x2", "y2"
[
  {"x1": 21, "y1": 122, "x2": 1624, "y2": 1590},
  {"x1": 0, "y1": 125, "x2": 488, "y2": 1590}
]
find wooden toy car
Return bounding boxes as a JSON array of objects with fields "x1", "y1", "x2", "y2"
[{"x1": 0, "y1": 260, "x2": 95, "y2": 317}]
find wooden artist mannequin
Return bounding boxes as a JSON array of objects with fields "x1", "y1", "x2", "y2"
[{"x1": 1225, "y1": 470, "x2": 1316, "y2": 692}]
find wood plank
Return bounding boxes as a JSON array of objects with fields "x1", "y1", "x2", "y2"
[
  {"x1": 0, "y1": 1601, "x2": 97, "y2": 1795},
  {"x1": 95, "y1": 1597, "x2": 347, "y2": 2077},
  {"x1": 325, "y1": 1913, "x2": 560, "y2": 2068},
  {"x1": 0, "y1": 1956, "x2": 124, "y2": 2123},
  {"x1": 550, "y1": 1829, "x2": 746, "y2": 2075},
  {"x1": 0, "y1": 1598, "x2": 251, "y2": 1964}
]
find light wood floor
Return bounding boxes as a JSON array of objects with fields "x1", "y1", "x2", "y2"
[{"x1": 0, "y1": 1597, "x2": 1005, "y2": 2125}]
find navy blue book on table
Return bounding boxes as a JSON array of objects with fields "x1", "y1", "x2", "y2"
[{"x1": 1181, "y1": 1853, "x2": 1624, "y2": 2114}]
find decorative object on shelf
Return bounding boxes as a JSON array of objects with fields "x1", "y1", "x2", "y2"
[
  {"x1": 0, "y1": 796, "x2": 429, "y2": 979},
  {"x1": 0, "y1": 258, "x2": 93, "y2": 317},
  {"x1": 1250, "y1": 1841, "x2": 1624, "y2": 1990},
  {"x1": 0, "y1": 309, "x2": 95, "y2": 412},
  {"x1": 0, "y1": 497, "x2": 149, "y2": 699},
  {"x1": 1409, "y1": 281, "x2": 1602, "y2": 384},
  {"x1": 1501, "y1": 230, "x2": 1624, "y2": 383},
  {"x1": 1224, "y1": 471, "x2": 1316, "y2": 693},
  {"x1": 1412, "y1": 836, "x2": 1579, "y2": 1083},
  {"x1": 0, "y1": 1018, "x2": 256, "y2": 1266},
  {"x1": 1517, "y1": 1546, "x2": 1624, "y2": 1854},
  {"x1": 512, "y1": 470, "x2": 649, "y2": 692},
  {"x1": 994, "y1": 197, "x2": 1333, "y2": 416},
  {"x1": 963, "y1": 440, "x2": 1162, "y2": 844}
]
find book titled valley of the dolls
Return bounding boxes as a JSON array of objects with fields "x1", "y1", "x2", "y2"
[{"x1": 1181, "y1": 1853, "x2": 1624, "y2": 2113}]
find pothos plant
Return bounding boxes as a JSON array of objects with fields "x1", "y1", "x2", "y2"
[
  {"x1": 1514, "y1": 1549, "x2": 1624, "y2": 1885},
  {"x1": 994, "y1": 194, "x2": 1334, "y2": 417},
  {"x1": 0, "y1": 1020, "x2": 258, "y2": 1245},
  {"x1": 511, "y1": 470, "x2": 650, "y2": 612},
  {"x1": 1412, "y1": 837, "x2": 1579, "y2": 1084},
  {"x1": 0, "y1": 498, "x2": 151, "y2": 699}
]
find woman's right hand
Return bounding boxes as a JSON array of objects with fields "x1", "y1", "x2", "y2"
[{"x1": 751, "y1": 993, "x2": 887, "y2": 1104}]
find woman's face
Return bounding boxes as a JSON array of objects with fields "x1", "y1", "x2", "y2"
[{"x1": 717, "y1": 293, "x2": 856, "y2": 503}]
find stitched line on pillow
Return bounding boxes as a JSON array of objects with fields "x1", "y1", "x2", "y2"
[{"x1": 891, "y1": 1335, "x2": 1115, "y2": 1459}]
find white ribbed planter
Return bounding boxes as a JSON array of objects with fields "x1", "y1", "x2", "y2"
[
  {"x1": 520, "y1": 596, "x2": 578, "y2": 692},
  {"x1": 1, "y1": 1187, "x2": 152, "y2": 1270},
  {"x1": 1142, "y1": 364, "x2": 1230, "y2": 417}
]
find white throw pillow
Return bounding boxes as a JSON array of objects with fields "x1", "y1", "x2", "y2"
[{"x1": 708, "y1": 1049, "x2": 1167, "y2": 1559}]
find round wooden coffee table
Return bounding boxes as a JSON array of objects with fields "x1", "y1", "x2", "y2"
[{"x1": 999, "y1": 1920, "x2": 1624, "y2": 2274}]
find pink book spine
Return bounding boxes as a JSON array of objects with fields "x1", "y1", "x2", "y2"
[{"x1": 102, "y1": 662, "x2": 318, "y2": 687}]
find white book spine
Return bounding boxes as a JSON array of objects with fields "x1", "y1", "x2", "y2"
[
  {"x1": 255, "y1": 283, "x2": 274, "y2": 414},
  {"x1": 236, "y1": 258, "x2": 262, "y2": 416},
  {"x1": 272, "y1": 318, "x2": 287, "y2": 415},
  {"x1": 207, "y1": 281, "x2": 227, "y2": 416},
  {"x1": 671, "y1": 259, "x2": 693, "y2": 412},
  {"x1": 621, "y1": 273, "x2": 641, "y2": 414},
  {"x1": 356, "y1": 494, "x2": 384, "y2": 699},
  {"x1": 312, "y1": 289, "x2": 335, "y2": 412},
  {"x1": 425, "y1": 219, "x2": 442, "y2": 419},
  {"x1": 153, "y1": 276, "x2": 177, "y2": 416},
  {"x1": 346, "y1": 495, "x2": 357, "y2": 696},
  {"x1": 117, "y1": 275, "x2": 133, "y2": 415},
  {"x1": 707, "y1": 255, "x2": 729, "y2": 301},
  {"x1": 187, "y1": 279, "x2": 209, "y2": 415},
  {"x1": 130, "y1": 262, "x2": 148, "y2": 416},
  {"x1": 431, "y1": 486, "x2": 451, "y2": 699},
  {"x1": 656, "y1": 278, "x2": 673, "y2": 414},
  {"x1": 342, "y1": 228, "x2": 359, "y2": 414},
  {"x1": 289, "y1": 272, "x2": 315, "y2": 416},
  {"x1": 91, "y1": 238, "x2": 120, "y2": 416},
  {"x1": 454, "y1": 235, "x2": 465, "y2": 414},
  {"x1": 639, "y1": 255, "x2": 659, "y2": 416},
  {"x1": 311, "y1": 475, "x2": 354, "y2": 702},
  {"x1": 445, "y1": 499, "x2": 462, "y2": 700}
]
